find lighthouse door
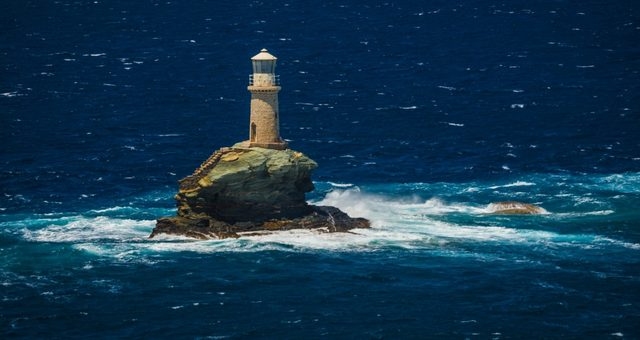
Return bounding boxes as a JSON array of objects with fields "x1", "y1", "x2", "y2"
[{"x1": 250, "y1": 123, "x2": 257, "y2": 142}]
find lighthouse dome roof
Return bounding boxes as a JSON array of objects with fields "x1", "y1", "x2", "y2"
[{"x1": 251, "y1": 48, "x2": 277, "y2": 61}]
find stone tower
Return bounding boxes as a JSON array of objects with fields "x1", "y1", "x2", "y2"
[{"x1": 247, "y1": 48, "x2": 287, "y2": 150}]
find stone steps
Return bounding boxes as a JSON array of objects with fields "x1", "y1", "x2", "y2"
[{"x1": 179, "y1": 149, "x2": 226, "y2": 191}]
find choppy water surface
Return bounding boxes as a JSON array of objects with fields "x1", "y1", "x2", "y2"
[{"x1": 2, "y1": 0, "x2": 639, "y2": 338}]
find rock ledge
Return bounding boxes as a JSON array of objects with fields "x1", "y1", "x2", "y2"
[
  {"x1": 152, "y1": 145, "x2": 369, "y2": 239},
  {"x1": 152, "y1": 205, "x2": 370, "y2": 240}
]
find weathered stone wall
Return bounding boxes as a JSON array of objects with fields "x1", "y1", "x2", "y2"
[{"x1": 248, "y1": 86, "x2": 286, "y2": 149}]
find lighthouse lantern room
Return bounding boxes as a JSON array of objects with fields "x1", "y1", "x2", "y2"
[{"x1": 247, "y1": 48, "x2": 287, "y2": 150}]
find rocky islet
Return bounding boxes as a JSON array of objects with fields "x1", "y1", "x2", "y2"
[{"x1": 151, "y1": 144, "x2": 370, "y2": 239}]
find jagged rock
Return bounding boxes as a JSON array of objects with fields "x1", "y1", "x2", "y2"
[
  {"x1": 486, "y1": 201, "x2": 547, "y2": 215},
  {"x1": 151, "y1": 206, "x2": 370, "y2": 240},
  {"x1": 153, "y1": 216, "x2": 238, "y2": 240},
  {"x1": 151, "y1": 145, "x2": 370, "y2": 239}
]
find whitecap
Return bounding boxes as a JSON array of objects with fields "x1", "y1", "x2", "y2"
[
  {"x1": 488, "y1": 181, "x2": 536, "y2": 189},
  {"x1": 573, "y1": 196, "x2": 604, "y2": 206},
  {"x1": 327, "y1": 182, "x2": 354, "y2": 188},
  {"x1": 156, "y1": 133, "x2": 183, "y2": 137},
  {"x1": 88, "y1": 206, "x2": 137, "y2": 214},
  {"x1": 552, "y1": 210, "x2": 614, "y2": 218},
  {"x1": 1, "y1": 91, "x2": 24, "y2": 97},
  {"x1": 444, "y1": 122, "x2": 464, "y2": 127},
  {"x1": 437, "y1": 85, "x2": 456, "y2": 91}
]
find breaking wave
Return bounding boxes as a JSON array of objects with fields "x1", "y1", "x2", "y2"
[{"x1": 6, "y1": 174, "x2": 638, "y2": 260}]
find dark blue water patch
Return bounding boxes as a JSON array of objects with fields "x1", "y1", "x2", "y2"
[
  {"x1": 2, "y1": 0, "x2": 640, "y2": 338},
  {"x1": 1, "y1": 178, "x2": 638, "y2": 338},
  {"x1": 3, "y1": 0, "x2": 639, "y2": 184},
  {"x1": 2, "y1": 250, "x2": 638, "y2": 338}
]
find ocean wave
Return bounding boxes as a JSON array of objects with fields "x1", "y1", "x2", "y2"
[
  {"x1": 487, "y1": 181, "x2": 536, "y2": 189},
  {"x1": 327, "y1": 181, "x2": 354, "y2": 188},
  {"x1": 550, "y1": 210, "x2": 615, "y2": 218},
  {"x1": 21, "y1": 216, "x2": 153, "y2": 243},
  {"x1": 89, "y1": 206, "x2": 138, "y2": 214},
  {"x1": 5, "y1": 173, "x2": 638, "y2": 259},
  {"x1": 311, "y1": 188, "x2": 632, "y2": 248}
]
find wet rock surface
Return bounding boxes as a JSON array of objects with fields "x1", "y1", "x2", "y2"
[
  {"x1": 152, "y1": 205, "x2": 370, "y2": 240},
  {"x1": 487, "y1": 201, "x2": 547, "y2": 215}
]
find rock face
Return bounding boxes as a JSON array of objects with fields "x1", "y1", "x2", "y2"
[
  {"x1": 152, "y1": 144, "x2": 370, "y2": 239},
  {"x1": 486, "y1": 201, "x2": 547, "y2": 215}
]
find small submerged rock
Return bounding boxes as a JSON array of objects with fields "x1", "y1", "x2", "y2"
[{"x1": 486, "y1": 201, "x2": 547, "y2": 215}]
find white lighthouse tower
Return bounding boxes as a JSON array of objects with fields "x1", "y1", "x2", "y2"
[{"x1": 247, "y1": 48, "x2": 287, "y2": 150}]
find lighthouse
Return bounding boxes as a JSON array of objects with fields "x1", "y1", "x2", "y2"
[{"x1": 247, "y1": 48, "x2": 288, "y2": 150}]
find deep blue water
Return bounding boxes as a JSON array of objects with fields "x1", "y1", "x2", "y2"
[{"x1": 2, "y1": 0, "x2": 640, "y2": 338}]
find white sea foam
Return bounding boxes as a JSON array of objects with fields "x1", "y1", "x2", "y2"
[
  {"x1": 313, "y1": 188, "x2": 637, "y2": 247},
  {"x1": 22, "y1": 216, "x2": 153, "y2": 243},
  {"x1": 488, "y1": 181, "x2": 536, "y2": 189},
  {"x1": 437, "y1": 85, "x2": 456, "y2": 91},
  {"x1": 1, "y1": 92, "x2": 19, "y2": 97},
  {"x1": 13, "y1": 178, "x2": 638, "y2": 259},
  {"x1": 89, "y1": 206, "x2": 135, "y2": 214},
  {"x1": 443, "y1": 122, "x2": 465, "y2": 127},
  {"x1": 156, "y1": 133, "x2": 184, "y2": 137},
  {"x1": 327, "y1": 182, "x2": 354, "y2": 188},
  {"x1": 552, "y1": 210, "x2": 615, "y2": 218}
]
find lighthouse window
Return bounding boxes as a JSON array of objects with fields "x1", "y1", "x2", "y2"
[{"x1": 253, "y1": 61, "x2": 275, "y2": 73}]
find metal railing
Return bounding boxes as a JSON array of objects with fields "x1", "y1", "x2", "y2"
[{"x1": 249, "y1": 74, "x2": 280, "y2": 86}]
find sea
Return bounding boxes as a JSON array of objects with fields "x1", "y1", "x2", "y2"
[{"x1": 2, "y1": 0, "x2": 639, "y2": 338}]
